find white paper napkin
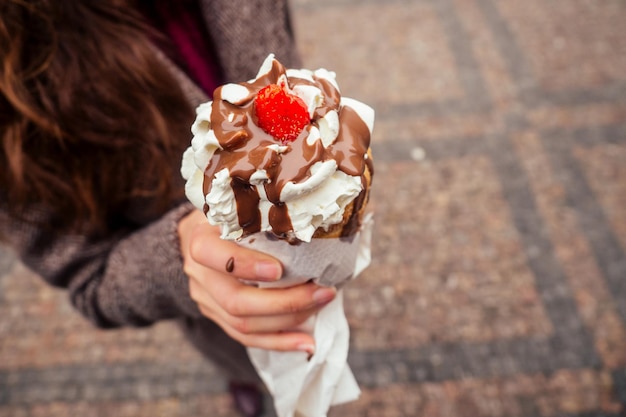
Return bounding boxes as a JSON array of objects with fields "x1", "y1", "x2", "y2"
[{"x1": 239, "y1": 214, "x2": 373, "y2": 417}]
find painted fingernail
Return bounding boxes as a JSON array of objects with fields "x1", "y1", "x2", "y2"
[
  {"x1": 225, "y1": 257, "x2": 235, "y2": 273},
  {"x1": 312, "y1": 287, "x2": 336, "y2": 305},
  {"x1": 255, "y1": 261, "x2": 281, "y2": 281},
  {"x1": 297, "y1": 344, "x2": 315, "y2": 355}
]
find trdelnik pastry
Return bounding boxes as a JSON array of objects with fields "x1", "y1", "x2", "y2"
[
  {"x1": 181, "y1": 54, "x2": 374, "y2": 244},
  {"x1": 181, "y1": 54, "x2": 375, "y2": 417}
]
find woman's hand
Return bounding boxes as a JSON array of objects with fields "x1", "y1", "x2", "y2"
[{"x1": 178, "y1": 209, "x2": 335, "y2": 354}]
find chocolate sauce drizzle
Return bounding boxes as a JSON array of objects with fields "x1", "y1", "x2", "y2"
[{"x1": 203, "y1": 60, "x2": 372, "y2": 241}]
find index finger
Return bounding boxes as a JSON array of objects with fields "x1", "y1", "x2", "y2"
[{"x1": 189, "y1": 222, "x2": 283, "y2": 282}]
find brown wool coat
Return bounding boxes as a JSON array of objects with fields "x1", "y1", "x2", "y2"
[{"x1": 0, "y1": 0, "x2": 301, "y2": 379}]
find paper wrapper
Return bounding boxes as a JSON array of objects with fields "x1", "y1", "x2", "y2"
[{"x1": 239, "y1": 214, "x2": 373, "y2": 417}]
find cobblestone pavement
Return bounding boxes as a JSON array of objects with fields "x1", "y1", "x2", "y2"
[{"x1": 2, "y1": 0, "x2": 626, "y2": 416}]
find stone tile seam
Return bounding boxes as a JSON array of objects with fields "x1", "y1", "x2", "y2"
[
  {"x1": 474, "y1": 0, "x2": 534, "y2": 88},
  {"x1": 1, "y1": 363, "x2": 623, "y2": 408},
  {"x1": 374, "y1": 80, "x2": 626, "y2": 123},
  {"x1": 0, "y1": 363, "x2": 226, "y2": 406},
  {"x1": 486, "y1": 131, "x2": 593, "y2": 331},
  {"x1": 370, "y1": 122, "x2": 626, "y2": 164},
  {"x1": 540, "y1": 130, "x2": 626, "y2": 323},
  {"x1": 433, "y1": 0, "x2": 492, "y2": 107}
]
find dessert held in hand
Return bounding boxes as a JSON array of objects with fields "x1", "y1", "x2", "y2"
[{"x1": 181, "y1": 54, "x2": 374, "y2": 244}]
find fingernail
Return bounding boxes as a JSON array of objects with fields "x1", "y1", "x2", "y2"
[
  {"x1": 255, "y1": 261, "x2": 281, "y2": 281},
  {"x1": 297, "y1": 344, "x2": 315, "y2": 355},
  {"x1": 312, "y1": 287, "x2": 336, "y2": 305}
]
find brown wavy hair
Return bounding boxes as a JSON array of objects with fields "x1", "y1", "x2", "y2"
[{"x1": 0, "y1": 0, "x2": 194, "y2": 234}]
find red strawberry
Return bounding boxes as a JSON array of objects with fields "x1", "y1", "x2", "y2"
[{"x1": 254, "y1": 84, "x2": 310, "y2": 143}]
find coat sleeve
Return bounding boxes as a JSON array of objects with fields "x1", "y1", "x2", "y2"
[{"x1": 1, "y1": 202, "x2": 203, "y2": 328}]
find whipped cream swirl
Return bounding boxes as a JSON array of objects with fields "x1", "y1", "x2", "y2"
[{"x1": 181, "y1": 54, "x2": 374, "y2": 242}]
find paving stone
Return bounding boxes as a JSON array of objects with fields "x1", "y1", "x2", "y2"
[
  {"x1": 329, "y1": 370, "x2": 624, "y2": 417},
  {"x1": 493, "y1": 0, "x2": 626, "y2": 92}
]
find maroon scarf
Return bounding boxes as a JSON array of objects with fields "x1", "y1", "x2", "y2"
[{"x1": 139, "y1": 0, "x2": 223, "y2": 96}]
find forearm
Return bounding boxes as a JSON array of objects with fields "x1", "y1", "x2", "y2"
[
  {"x1": 71, "y1": 203, "x2": 203, "y2": 327},
  {"x1": 2, "y1": 203, "x2": 202, "y2": 328}
]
